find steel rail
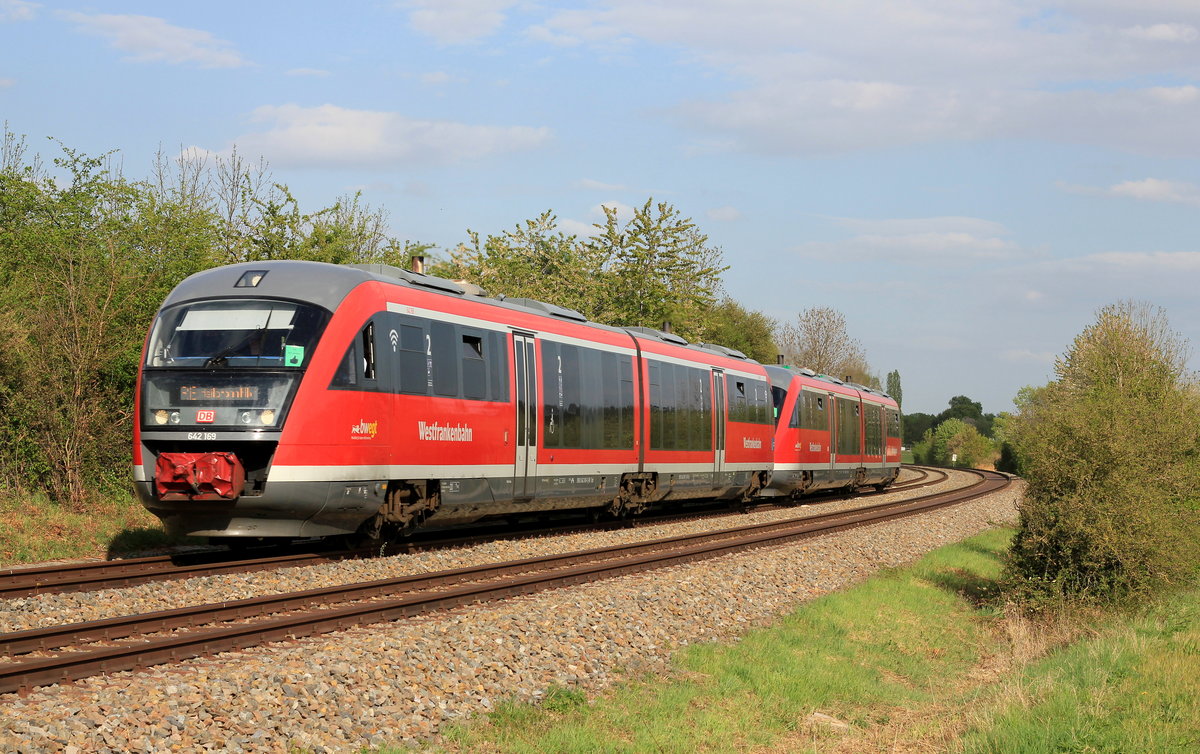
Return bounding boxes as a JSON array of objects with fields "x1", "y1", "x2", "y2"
[
  {"x1": 0, "y1": 469, "x2": 1007, "y2": 696},
  {"x1": 0, "y1": 466, "x2": 945, "y2": 599}
]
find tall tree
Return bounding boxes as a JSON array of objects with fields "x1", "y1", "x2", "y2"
[
  {"x1": 588, "y1": 199, "x2": 727, "y2": 337},
  {"x1": 0, "y1": 144, "x2": 212, "y2": 507},
  {"x1": 695, "y1": 297, "x2": 777, "y2": 364},
  {"x1": 886, "y1": 370, "x2": 903, "y2": 408},
  {"x1": 934, "y1": 395, "x2": 995, "y2": 437},
  {"x1": 776, "y1": 306, "x2": 877, "y2": 385},
  {"x1": 434, "y1": 211, "x2": 609, "y2": 317},
  {"x1": 438, "y1": 199, "x2": 729, "y2": 344}
]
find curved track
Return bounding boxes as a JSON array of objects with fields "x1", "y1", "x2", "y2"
[
  {"x1": 0, "y1": 466, "x2": 948, "y2": 599},
  {"x1": 0, "y1": 467, "x2": 1006, "y2": 696}
]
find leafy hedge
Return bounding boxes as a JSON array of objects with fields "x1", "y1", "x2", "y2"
[{"x1": 1004, "y1": 302, "x2": 1200, "y2": 607}]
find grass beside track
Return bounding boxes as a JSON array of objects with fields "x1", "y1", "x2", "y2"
[
  {"x1": 428, "y1": 527, "x2": 1200, "y2": 753},
  {"x1": 0, "y1": 491, "x2": 189, "y2": 565}
]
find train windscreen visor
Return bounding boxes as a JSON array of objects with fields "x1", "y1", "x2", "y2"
[{"x1": 146, "y1": 300, "x2": 330, "y2": 368}]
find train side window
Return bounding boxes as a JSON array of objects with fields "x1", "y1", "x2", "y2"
[
  {"x1": 488, "y1": 331, "x2": 508, "y2": 401},
  {"x1": 753, "y1": 380, "x2": 771, "y2": 424},
  {"x1": 561, "y1": 344, "x2": 582, "y2": 447},
  {"x1": 619, "y1": 356, "x2": 635, "y2": 448},
  {"x1": 361, "y1": 323, "x2": 376, "y2": 381},
  {"x1": 660, "y1": 362, "x2": 678, "y2": 449},
  {"x1": 542, "y1": 341, "x2": 561, "y2": 448},
  {"x1": 430, "y1": 321, "x2": 458, "y2": 397},
  {"x1": 398, "y1": 323, "x2": 428, "y2": 394},
  {"x1": 649, "y1": 361, "x2": 663, "y2": 449},
  {"x1": 461, "y1": 333, "x2": 486, "y2": 400},
  {"x1": 692, "y1": 368, "x2": 710, "y2": 449},
  {"x1": 332, "y1": 344, "x2": 358, "y2": 387},
  {"x1": 772, "y1": 386, "x2": 787, "y2": 426},
  {"x1": 730, "y1": 378, "x2": 748, "y2": 423},
  {"x1": 331, "y1": 319, "x2": 380, "y2": 390},
  {"x1": 580, "y1": 348, "x2": 604, "y2": 449},
  {"x1": 886, "y1": 408, "x2": 901, "y2": 439}
]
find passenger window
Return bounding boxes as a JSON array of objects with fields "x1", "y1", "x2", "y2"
[
  {"x1": 398, "y1": 324, "x2": 428, "y2": 394},
  {"x1": 333, "y1": 345, "x2": 358, "y2": 387},
  {"x1": 361, "y1": 322, "x2": 376, "y2": 381},
  {"x1": 461, "y1": 333, "x2": 486, "y2": 400},
  {"x1": 430, "y1": 321, "x2": 458, "y2": 397}
]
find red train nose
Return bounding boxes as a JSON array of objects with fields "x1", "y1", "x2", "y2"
[{"x1": 154, "y1": 452, "x2": 246, "y2": 500}]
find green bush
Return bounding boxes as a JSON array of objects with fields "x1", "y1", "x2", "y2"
[
  {"x1": 1004, "y1": 302, "x2": 1200, "y2": 608},
  {"x1": 911, "y1": 418, "x2": 997, "y2": 468}
]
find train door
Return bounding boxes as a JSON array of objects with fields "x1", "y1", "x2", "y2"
[
  {"x1": 513, "y1": 332, "x2": 537, "y2": 499},
  {"x1": 712, "y1": 368, "x2": 726, "y2": 478}
]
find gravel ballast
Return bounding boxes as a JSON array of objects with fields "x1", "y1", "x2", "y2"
[{"x1": 1, "y1": 471, "x2": 1020, "y2": 753}]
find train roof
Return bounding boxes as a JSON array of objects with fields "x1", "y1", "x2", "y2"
[
  {"x1": 161, "y1": 260, "x2": 766, "y2": 372},
  {"x1": 762, "y1": 364, "x2": 897, "y2": 405}
]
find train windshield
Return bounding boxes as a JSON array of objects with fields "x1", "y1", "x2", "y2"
[{"x1": 146, "y1": 299, "x2": 330, "y2": 369}]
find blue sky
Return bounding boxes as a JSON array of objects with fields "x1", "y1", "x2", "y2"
[{"x1": 4, "y1": 0, "x2": 1199, "y2": 415}]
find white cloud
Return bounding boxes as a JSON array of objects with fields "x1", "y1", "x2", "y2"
[
  {"x1": 531, "y1": 0, "x2": 1200, "y2": 156},
  {"x1": 559, "y1": 218, "x2": 600, "y2": 237},
  {"x1": 230, "y1": 104, "x2": 551, "y2": 169},
  {"x1": 0, "y1": 0, "x2": 36, "y2": 22},
  {"x1": 59, "y1": 12, "x2": 248, "y2": 68},
  {"x1": 706, "y1": 206, "x2": 742, "y2": 222},
  {"x1": 1110, "y1": 178, "x2": 1200, "y2": 206},
  {"x1": 177, "y1": 145, "x2": 217, "y2": 162},
  {"x1": 1081, "y1": 251, "x2": 1200, "y2": 272},
  {"x1": 0, "y1": 77, "x2": 14, "y2": 88},
  {"x1": 1059, "y1": 177, "x2": 1200, "y2": 207},
  {"x1": 796, "y1": 215, "x2": 1024, "y2": 266},
  {"x1": 403, "y1": 0, "x2": 517, "y2": 44},
  {"x1": 1122, "y1": 23, "x2": 1199, "y2": 42},
  {"x1": 1146, "y1": 85, "x2": 1200, "y2": 104},
  {"x1": 286, "y1": 68, "x2": 330, "y2": 78}
]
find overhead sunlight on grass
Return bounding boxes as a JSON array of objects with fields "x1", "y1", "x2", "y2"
[
  {"x1": 431, "y1": 525, "x2": 1200, "y2": 753},
  {"x1": 0, "y1": 492, "x2": 185, "y2": 565},
  {"x1": 435, "y1": 528, "x2": 1015, "y2": 753},
  {"x1": 958, "y1": 593, "x2": 1200, "y2": 753}
]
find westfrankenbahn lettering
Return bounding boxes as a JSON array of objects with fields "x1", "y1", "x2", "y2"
[{"x1": 418, "y1": 421, "x2": 474, "y2": 442}]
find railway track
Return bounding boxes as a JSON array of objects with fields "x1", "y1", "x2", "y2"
[
  {"x1": 0, "y1": 467, "x2": 1003, "y2": 696},
  {"x1": 0, "y1": 466, "x2": 947, "y2": 600}
]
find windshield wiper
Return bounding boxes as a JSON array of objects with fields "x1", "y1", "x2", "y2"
[{"x1": 203, "y1": 328, "x2": 266, "y2": 368}]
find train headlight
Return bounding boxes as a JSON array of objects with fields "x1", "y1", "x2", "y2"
[
  {"x1": 154, "y1": 410, "x2": 169, "y2": 425},
  {"x1": 260, "y1": 409, "x2": 276, "y2": 425},
  {"x1": 169, "y1": 411, "x2": 180, "y2": 425},
  {"x1": 240, "y1": 411, "x2": 253, "y2": 424}
]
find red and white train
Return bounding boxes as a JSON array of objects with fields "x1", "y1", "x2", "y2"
[{"x1": 134, "y1": 261, "x2": 901, "y2": 542}]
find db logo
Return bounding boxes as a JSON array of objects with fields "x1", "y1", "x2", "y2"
[{"x1": 196, "y1": 410, "x2": 216, "y2": 423}]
